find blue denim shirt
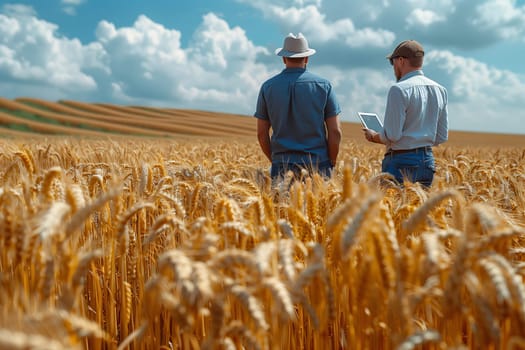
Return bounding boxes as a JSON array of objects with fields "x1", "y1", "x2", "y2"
[
  {"x1": 254, "y1": 67, "x2": 341, "y2": 163},
  {"x1": 379, "y1": 70, "x2": 448, "y2": 150}
]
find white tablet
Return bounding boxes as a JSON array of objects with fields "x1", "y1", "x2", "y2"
[{"x1": 357, "y1": 112, "x2": 383, "y2": 133}]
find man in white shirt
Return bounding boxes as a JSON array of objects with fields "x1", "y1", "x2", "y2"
[{"x1": 363, "y1": 40, "x2": 448, "y2": 187}]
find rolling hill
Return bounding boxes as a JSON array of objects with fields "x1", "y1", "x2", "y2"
[{"x1": 1, "y1": 97, "x2": 524, "y2": 147}]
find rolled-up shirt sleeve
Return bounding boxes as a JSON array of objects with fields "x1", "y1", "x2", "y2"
[
  {"x1": 324, "y1": 84, "x2": 341, "y2": 119},
  {"x1": 379, "y1": 86, "x2": 406, "y2": 146}
]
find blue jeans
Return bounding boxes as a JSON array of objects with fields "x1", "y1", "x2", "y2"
[
  {"x1": 381, "y1": 148, "x2": 435, "y2": 187},
  {"x1": 271, "y1": 159, "x2": 333, "y2": 180}
]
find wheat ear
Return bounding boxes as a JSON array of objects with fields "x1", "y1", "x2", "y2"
[
  {"x1": 88, "y1": 174, "x2": 105, "y2": 197},
  {"x1": 277, "y1": 219, "x2": 295, "y2": 239},
  {"x1": 262, "y1": 276, "x2": 295, "y2": 320},
  {"x1": 65, "y1": 184, "x2": 86, "y2": 214},
  {"x1": 209, "y1": 249, "x2": 261, "y2": 277},
  {"x1": 41, "y1": 166, "x2": 63, "y2": 202},
  {"x1": 0, "y1": 329, "x2": 73, "y2": 350},
  {"x1": 34, "y1": 202, "x2": 71, "y2": 240},
  {"x1": 66, "y1": 187, "x2": 121, "y2": 235},
  {"x1": 229, "y1": 284, "x2": 269, "y2": 331},
  {"x1": 14, "y1": 149, "x2": 35, "y2": 177},
  {"x1": 397, "y1": 330, "x2": 441, "y2": 350},
  {"x1": 402, "y1": 189, "x2": 462, "y2": 234},
  {"x1": 340, "y1": 194, "x2": 381, "y2": 259},
  {"x1": 478, "y1": 257, "x2": 511, "y2": 312},
  {"x1": 464, "y1": 271, "x2": 500, "y2": 344},
  {"x1": 118, "y1": 202, "x2": 155, "y2": 235}
]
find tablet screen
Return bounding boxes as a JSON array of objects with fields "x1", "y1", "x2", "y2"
[{"x1": 358, "y1": 113, "x2": 383, "y2": 133}]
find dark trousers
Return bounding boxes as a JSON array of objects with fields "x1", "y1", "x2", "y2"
[{"x1": 381, "y1": 147, "x2": 435, "y2": 187}]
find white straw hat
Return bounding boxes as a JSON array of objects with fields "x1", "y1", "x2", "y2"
[{"x1": 275, "y1": 33, "x2": 316, "y2": 57}]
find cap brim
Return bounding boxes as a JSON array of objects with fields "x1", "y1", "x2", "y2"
[{"x1": 275, "y1": 48, "x2": 316, "y2": 57}]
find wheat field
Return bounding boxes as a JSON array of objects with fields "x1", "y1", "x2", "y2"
[{"x1": 1, "y1": 109, "x2": 525, "y2": 349}]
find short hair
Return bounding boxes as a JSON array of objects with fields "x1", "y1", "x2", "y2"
[
  {"x1": 407, "y1": 56, "x2": 423, "y2": 68},
  {"x1": 284, "y1": 57, "x2": 307, "y2": 63}
]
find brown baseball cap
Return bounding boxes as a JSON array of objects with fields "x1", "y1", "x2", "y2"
[{"x1": 386, "y1": 40, "x2": 424, "y2": 59}]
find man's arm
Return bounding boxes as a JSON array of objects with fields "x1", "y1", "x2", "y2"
[
  {"x1": 325, "y1": 115, "x2": 342, "y2": 165},
  {"x1": 256, "y1": 118, "x2": 272, "y2": 162},
  {"x1": 379, "y1": 86, "x2": 406, "y2": 145},
  {"x1": 435, "y1": 89, "x2": 449, "y2": 145}
]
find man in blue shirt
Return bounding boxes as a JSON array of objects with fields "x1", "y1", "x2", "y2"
[
  {"x1": 363, "y1": 40, "x2": 448, "y2": 187},
  {"x1": 254, "y1": 33, "x2": 342, "y2": 180}
]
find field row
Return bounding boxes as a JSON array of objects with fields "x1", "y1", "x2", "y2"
[{"x1": 0, "y1": 97, "x2": 255, "y2": 138}]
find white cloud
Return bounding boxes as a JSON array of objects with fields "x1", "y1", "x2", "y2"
[
  {"x1": 62, "y1": 7, "x2": 77, "y2": 16},
  {"x1": 474, "y1": 0, "x2": 525, "y2": 39},
  {"x1": 93, "y1": 13, "x2": 269, "y2": 111},
  {"x1": 1, "y1": 3, "x2": 37, "y2": 17},
  {"x1": 62, "y1": 0, "x2": 84, "y2": 4},
  {"x1": 410, "y1": 50, "x2": 525, "y2": 133},
  {"x1": 191, "y1": 13, "x2": 267, "y2": 70},
  {"x1": 322, "y1": 66, "x2": 392, "y2": 122},
  {"x1": 61, "y1": 0, "x2": 85, "y2": 15},
  {"x1": 426, "y1": 50, "x2": 525, "y2": 103},
  {"x1": 406, "y1": 9, "x2": 445, "y2": 28},
  {"x1": 237, "y1": 0, "x2": 525, "y2": 49},
  {"x1": 0, "y1": 12, "x2": 104, "y2": 93},
  {"x1": 0, "y1": 9, "x2": 272, "y2": 111},
  {"x1": 245, "y1": 4, "x2": 395, "y2": 49}
]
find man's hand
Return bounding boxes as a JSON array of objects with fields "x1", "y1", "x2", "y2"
[{"x1": 363, "y1": 128, "x2": 381, "y2": 144}]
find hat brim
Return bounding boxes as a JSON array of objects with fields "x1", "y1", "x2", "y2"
[{"x1": 275, "y1": 48, "x2": 316, "y2": 57}]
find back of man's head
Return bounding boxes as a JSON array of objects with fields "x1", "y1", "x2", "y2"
[{"x1": 388, "y1": 40, "x2": 424, "y2": 68}]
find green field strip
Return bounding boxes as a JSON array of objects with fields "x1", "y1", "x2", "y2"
[
  {"x1": 17, "y1": 100, "x2": 55, "y2": 113},
  {"x1": 0, "y1": 110, "x2": 116, "y2": 136},
  {"x1": 0, "y1": 125, "x2": 43, "y2": 138},
  {"x1": 0, "y1": 107, "x2": 114, "y2": 133},
  {"x1": 16, "y1": 100, "x2": 106, "y2": 132},
  {"x1": 0, "y1": 98, "x2": 172, "y2": 137},
  {"x1": 0, "y1": 123, "x2": 32, "y2": 132},
  {"x1": 0, "y1": 107, "x2": 62, "y2": 125}
]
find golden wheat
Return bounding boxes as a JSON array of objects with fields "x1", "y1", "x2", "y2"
[{"x1": 0, "y1": 137, "x2": 524, "y2": 350}]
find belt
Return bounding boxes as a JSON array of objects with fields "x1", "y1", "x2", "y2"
[{"x1": 385, "y1": 146, "x2": 432, "y2": 156}]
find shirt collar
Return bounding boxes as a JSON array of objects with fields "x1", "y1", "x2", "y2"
[
  {"x1": 283, "y1": 67, "x2": 307, "y2": 73},
  {"x1": 399, "y1": 69, "x2": 424, "y2": 82}
]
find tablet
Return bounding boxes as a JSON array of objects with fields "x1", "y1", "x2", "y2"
[{"x1": 357, "y1": 112, "x2": 383, "y2": 133}]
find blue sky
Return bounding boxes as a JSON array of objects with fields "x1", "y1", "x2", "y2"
[{"x1": 1, "y1": 1, "x2": 525, "y2": 135}]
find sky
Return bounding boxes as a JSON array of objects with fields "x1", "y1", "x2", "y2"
[{"x1": 1, "y1": 1, "x2": 525, "y2": 135}]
